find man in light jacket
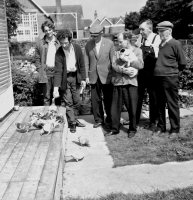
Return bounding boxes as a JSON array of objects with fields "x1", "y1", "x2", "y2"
[{"x1": 84, "y1": 24, "x2": 115, "y2": 130}]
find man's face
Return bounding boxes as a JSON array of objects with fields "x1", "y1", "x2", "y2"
[
  {"x1": 59, "y1": 37, "x2": 71, "y2": 50},
  {"x1": 158, "y1": 29, "x2": 171, "y2": 41},
  {"x1": 139, "y1": 22, "x2": 151, "y2": 39},
  {"x1": 44, "y1": 26, "x2": 54, "y2": 38},
  {"x1": 117, "y1": 34, "x2": 128, "y2": 49},
  {"x1": 91, "y1": 33, "x2": 102, "y2": 43}
]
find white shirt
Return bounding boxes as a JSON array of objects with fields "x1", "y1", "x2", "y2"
[
  {"x1": 63, "y1": 45, "x2": 77, "y2": 72},
  {"x1": 95, "y1": 38, "x2": 102, "y2": 55},
  {"x1": 46, "y1": 38, "x2": 56, "y2": 67},
  {"x1": 143, "y1": 32, "x2": 161, "y2": 58}
]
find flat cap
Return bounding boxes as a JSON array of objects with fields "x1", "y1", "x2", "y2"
[
  {"x1": 156, "y1": 21, "x2": 174, "y2": 30},
  {"x1": 90, "y1": 24, "x2": 103, "y2": 34}
]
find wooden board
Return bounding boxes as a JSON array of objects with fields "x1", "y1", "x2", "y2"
[{"x1": 0, "y1": 106, "x2": 66, "y2": 200}]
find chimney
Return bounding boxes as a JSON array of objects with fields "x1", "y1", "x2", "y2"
[
  {"x1": 94, "y1": 10, "x2": 98, "y2": 19},
  {"x1": 56, "y1": 0, "x2": 62, "y2": 29}
]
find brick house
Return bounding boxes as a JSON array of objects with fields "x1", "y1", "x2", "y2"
[{"x1": 14, "y1": 0, "x2": 89, "y2": 41}]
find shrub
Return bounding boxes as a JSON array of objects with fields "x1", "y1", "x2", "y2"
[
  {"x1": 11, "y1": 61, "x2": 37, "y2": 106},
  {"x1": 179, "y1": 45, "x2": 193, "y2": 90},
  {"x1": 9, "y1": 41, "x2": 36, "y2": 62}
]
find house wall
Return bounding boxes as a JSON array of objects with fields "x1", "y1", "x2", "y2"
[{"x1": 0, "y1": 0, "x2": 14, "y2": 120}]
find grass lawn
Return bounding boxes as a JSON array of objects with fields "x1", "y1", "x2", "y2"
[
  {"x1": 65, "y1": 186, "x2": 193, "y2": 200},
  {"x1": 105, "y1": 114, "x2": 193, "y2": 167}
]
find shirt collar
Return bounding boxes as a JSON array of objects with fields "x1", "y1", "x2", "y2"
[
  {"x1": 165, "y1": 36, "x2": 172, "y2": 43},
  {"x1": 63, "y1": 43, "x2": 74, "y2": 53}
]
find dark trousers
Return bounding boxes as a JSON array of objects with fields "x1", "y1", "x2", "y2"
[
  {"x1": 91, "y1": 78, "x2": 113, "y2": 124},
  {"x1": 43, "y1": 76, "x2": 54, "y2": 105},
  {"x1": 155, "y1": 75, "x2": 180, "y2": 132},
  {"x1": 136, "y1": 72, "x2": 158, "y2": 125},
  {"x1": 60, "y1": 72, "x2": 81, "y2": 123},
  {"x1": 111, "y1": 85, "x2": 138, "y2": 132},
  {"x1": 35, "y1": 76, "x2": 54, "y2": 106}
]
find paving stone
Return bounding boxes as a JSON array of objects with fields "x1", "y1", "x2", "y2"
[{"x1": 62, "y1": 111, "x2": 193, "y2": 199}]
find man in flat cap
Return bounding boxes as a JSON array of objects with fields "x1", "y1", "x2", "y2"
[
  {"x1": 154, "y1": 21, "x2": 186, "y2": 138},
  {"x1": 84, "y1": 24, "x2": 115, "y2": 129}
]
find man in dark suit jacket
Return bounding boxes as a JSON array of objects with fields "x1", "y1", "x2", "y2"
[
  {"x1": 84, "y1": 25, "x2": 115, "y2": 129},
  {"x1": 53, "y1": 29, "x2": 86, "y2": 133}
]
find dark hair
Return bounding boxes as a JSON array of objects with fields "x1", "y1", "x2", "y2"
[
  {"x1": 56, "y1": 29, "x2": 72, "y2": 42},
  {"x1": 123, "y1": 32, "x2": 133, "y2": 40},
  {"x1": 41, "y1": 21, "x2": 55, "y2": 32}
]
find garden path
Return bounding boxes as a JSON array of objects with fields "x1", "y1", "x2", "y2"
[{"x1": 62, "y1": 108, "x2": 193, "y2": 199}]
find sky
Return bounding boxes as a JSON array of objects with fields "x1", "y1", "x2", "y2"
[{"x1": 37, "y1": 0, "x2": 147, "y2": 20}]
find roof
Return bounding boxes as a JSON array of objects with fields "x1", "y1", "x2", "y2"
[
  {"x1": 42, "y1": 5, "x2": 84, "y2": 30},
  {"x1": 108, "y1": 17, "x2": 124, "y2": 24},
  {"x1": 90, "y1": 16, "x2": 124, "y2": 29},
  {"x1": 84, "y1": 19, "x2": 92, "y2": 28}
]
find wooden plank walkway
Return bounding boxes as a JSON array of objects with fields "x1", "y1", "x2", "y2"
[{"x1": 0, "y1": 106, "x2": 67, "y2": 200}]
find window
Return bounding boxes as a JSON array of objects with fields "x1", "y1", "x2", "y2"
[{"x1": 16, "y1": 13, "x2": 38, "y2": 41}]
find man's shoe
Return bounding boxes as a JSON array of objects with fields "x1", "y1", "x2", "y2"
[
  {"x1": 93, "y1": 122, "x2": 102, "y2": 128},
  {"x1": 128, "y1": 130, "x2": 136, "y2": 138},
  {"x1": 75, "y1": 119, "x2": 85, "y2": 127},
  {"x1": 105, "y1": 131, "x2": 119, "y2": 136},
  {"x1": 169, "y1": 132, "x2": 179, "y2": 139},
  {"x1": 69, "y1": 122, "x2": 76, "y2": 133},
  {"x1": 148, "y1": 123, "x2": 157, "y2": 132},
  {"x1": 169, "y1": 130, "x2": 179, "y2": 139},
  {"x1": 154, "y1": 127, "x2": 166, "y2": 134}
]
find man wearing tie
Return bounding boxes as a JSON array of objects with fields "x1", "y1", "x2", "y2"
[{"x1": 84, "y1": 25, "x2": 115, "y2": 129}]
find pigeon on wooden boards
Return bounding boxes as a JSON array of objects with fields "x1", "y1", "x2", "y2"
[{"x1": 15, "y1": 122, "x2": 31, "y2": 133}]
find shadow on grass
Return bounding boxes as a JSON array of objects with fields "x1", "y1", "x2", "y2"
[{"x1": 105, "y1": 116, "x2": 193, "y2": 167}]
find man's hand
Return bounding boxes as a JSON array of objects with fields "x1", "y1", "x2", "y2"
[
  {"x1": 81, "y1": 80, "x2": 86, "y2": 88},
  {"x1": 53, "y1": 87, "x2": 59, "y2": 98},
  {"x1": 85, "y1": 78, "x2": 90, "y2": 85},
  {"x1": 123, "y1": 67, "x2": 138, "y2": 77}
]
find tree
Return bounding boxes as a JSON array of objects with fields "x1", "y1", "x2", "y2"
[
  {"x1": 124, "y1": 12, "x2": 140, "y2": 30},
  {"x1": 6, "y1": 0, "x2": 24, "y2": 38},
  {"x1": 139, "y1": 0, "x2": 157, "y2": 23},
  {"x1": 139, "y1": 0, "x2": 193, "y2": 39}
]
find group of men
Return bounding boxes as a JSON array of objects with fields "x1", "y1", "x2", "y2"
[{"x1": 34, "y1": 19, "x2": 186, "y2": 138}]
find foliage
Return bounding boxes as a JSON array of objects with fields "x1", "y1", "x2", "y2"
[
  {"x1": 139, "y1": 0, "x2": 193, "y2": 39},
  {"x1": 139, "y1": 0, "x2": 157, "y2": 24},
  {"x1": 124, "y1": 12, "x2": 140, "y2": 30},
  {"x1": 11, "y1": 61, "x2": 37, "y2": 106},
  {"x1": 179, "y1": 45, "x2": 193, "y2": 90},
  {"x1": 5, "y1": 0, "x2": 24, "y2": 38},
  {"x1": 9, "y1": 41, "x2": 36, "y2": 62}
]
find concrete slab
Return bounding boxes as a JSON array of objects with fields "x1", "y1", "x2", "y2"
[
  {"x1": 62, "y1": 112, "x2": 193, "y2": 199},
  {"x1": 63, "y1": 161, "x2": 193, "y2": 198}
]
